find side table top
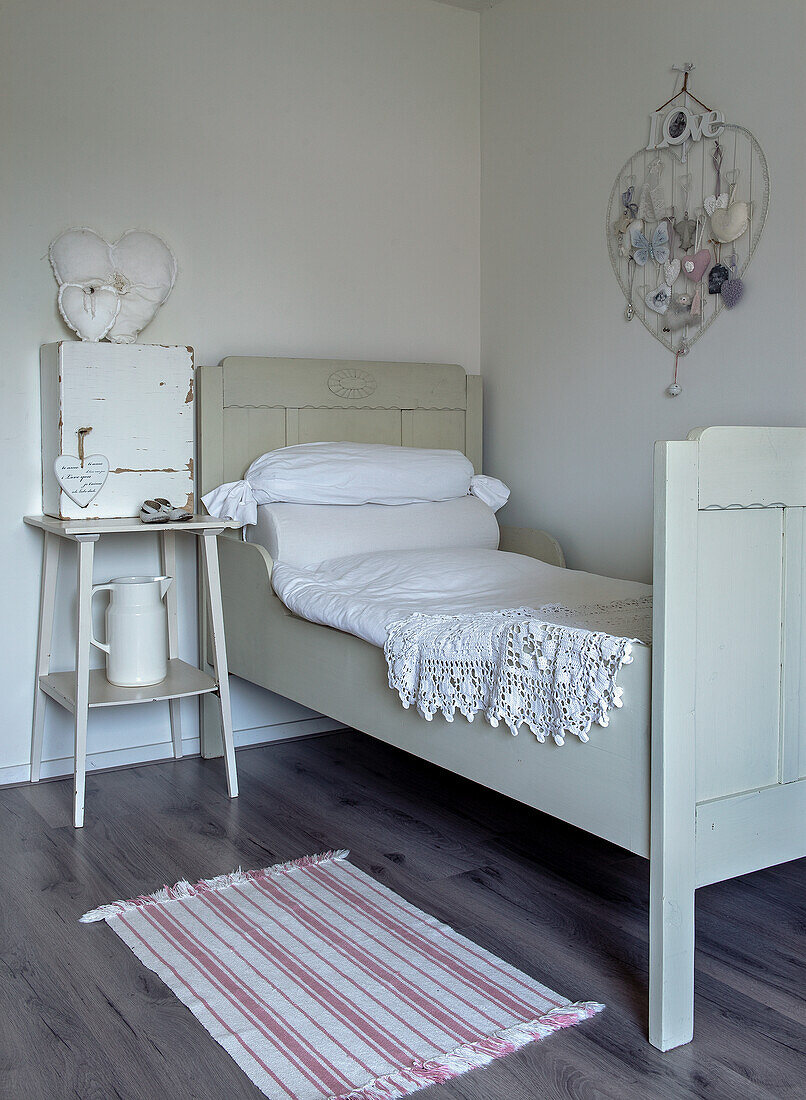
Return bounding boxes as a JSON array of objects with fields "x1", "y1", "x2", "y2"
[{"x1": 24, "y1": 514, "x2": 238, "y2": 538}]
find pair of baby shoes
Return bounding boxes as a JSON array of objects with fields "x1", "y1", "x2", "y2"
[{"x1": 139, "y1": 498, "x2": 193, "y2": 524}]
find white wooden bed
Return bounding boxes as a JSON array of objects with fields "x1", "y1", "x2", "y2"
[{"x1": 197, "y1": 356, "x2": 806, "y2": 1051}]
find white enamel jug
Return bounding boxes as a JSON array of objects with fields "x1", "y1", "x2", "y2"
[{"x1": 91, "y1": 576, "x2": 172, "y2": 687}]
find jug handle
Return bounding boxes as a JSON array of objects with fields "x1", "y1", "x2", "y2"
[{"x1": 90, "y1": 583, "x2": 114, "y2": 654}]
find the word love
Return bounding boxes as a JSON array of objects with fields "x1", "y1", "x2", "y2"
[{"x1": 646, "y1": 106, "x2": 725, "y2": 153}]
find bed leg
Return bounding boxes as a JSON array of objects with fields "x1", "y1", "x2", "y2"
[
  {"x1": 649, "y1": 855, "x2": 695, "y2": 1050},
  {"x1": 200, "y1": 693, "x2": 223, "y2": 758},
  {"x1": 198, "y1": 536, "x2": 223, "y2": 759},
  {"x1": 649, "y1": 439, "x2": 699, "y2": 1051}
]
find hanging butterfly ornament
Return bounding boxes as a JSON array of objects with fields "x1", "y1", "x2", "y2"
[{"x1": 606, "y1": 63, "x2": 769, "y2": 395}]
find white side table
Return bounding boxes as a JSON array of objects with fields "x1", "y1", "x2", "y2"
[{"x1": 24, "y1": 514, "x2": 239, "y2": 827}]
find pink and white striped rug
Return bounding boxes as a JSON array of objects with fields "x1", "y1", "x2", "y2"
[{"x1": 82, "y1": 850, "x2": 602, "y2": 1100}]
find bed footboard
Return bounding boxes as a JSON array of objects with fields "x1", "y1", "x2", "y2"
[
  {"x1": 498, "y1": 525, "x2": 566, "y2": 567},
  {"x1": 650, "y1": 426, "x2": 806, "y2": 1050}
]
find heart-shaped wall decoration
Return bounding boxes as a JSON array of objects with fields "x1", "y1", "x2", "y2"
[
  {"x1": 49, "y1": 228, "x2": 177, "y2": 343},
  {"x1": 57, "y1": 283, "x2": 120, "y2": 342},
  {"x1": 607, "y1": 124, "x2": 768, "y2": 354},
  {"x1": 664, "y1": 258, "x2": 681, "y2": 285},
  {"x1": 54, "y1": 454, "x2": 109, "y2": 507}
]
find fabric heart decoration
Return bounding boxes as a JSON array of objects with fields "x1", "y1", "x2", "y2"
[
  {"x1": 710, "y1": 200, "x2": 749, "y2": 244},
  {"x1": 704, "y1": 193, "x2": 728, "y2": 216},
  {"x1": 682, "y1": 249, "x2": 711, "y2": 283},
  {"x1": 721, "y1": 276, "x2": 745, "y2": 309},
  {"x1": 49, "y1": 228, "x2": 177, "y2": 343},
  {"x1": 54, "y1": 454, "x2": 109, "y2": 507},
  {"x1": 664, "y1": 258, "x2": 681, "y2": 286},
  {"x1": 57, "y1": 283, "x2": 120, "y2": 341}
]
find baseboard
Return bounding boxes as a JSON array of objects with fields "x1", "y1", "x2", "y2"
[
  {"x1": 234, "y1": 716, "x2": 344, "y2": 747},
  {"x1": 0, "y1": 716, "x2": 344, "y2": 787}
]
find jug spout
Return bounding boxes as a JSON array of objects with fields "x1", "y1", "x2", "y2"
[{"x1": 159, "y1": 576, "x2": 173, "y2": 599}]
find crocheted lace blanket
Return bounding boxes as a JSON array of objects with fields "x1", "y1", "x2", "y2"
[{"x1": 384, "y1": 597, "x2": 652, "y2": 746}]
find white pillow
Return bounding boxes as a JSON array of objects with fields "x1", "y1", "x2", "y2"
[
  {"x1": 202, "y1": 441, "x2": 501, "y2": 526},
  {"x1": 248, "y1": 496, "x2": 499, "y2": 567}
]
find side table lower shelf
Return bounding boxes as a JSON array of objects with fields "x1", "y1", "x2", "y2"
[
  {"x1": 40, "y1": 660, "x2": 218, "y2": 712},
  {"x1": 25, "y1": 513, "x2": 240, "y2": 827}
]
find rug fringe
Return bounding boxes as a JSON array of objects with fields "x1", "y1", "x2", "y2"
[
  {"x1": 79, "y1": 849, "x2": 350, "y2": 923},
  {"x1": 329, "y1": 1002, "x2": 604, "y2": 1100}
]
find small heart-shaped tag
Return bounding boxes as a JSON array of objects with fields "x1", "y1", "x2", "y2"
[
  {"x1": 664, "y1": 258, "x2": 681, "y2": 286},
  {"x1": 58, "y1": 283, "x2": 120, "y2": 342},
  {"x1": 54, "y1": 454, "x2": 109, "y2": 507},
  {"x1": 682, "y1": 249, "x2": 711, "y2": 282},
  {"x1": 710, "y1": 201, "x2": 749, "y2": 244}
]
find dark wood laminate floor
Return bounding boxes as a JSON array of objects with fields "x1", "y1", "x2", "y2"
[{"x1": 1, "y1": 730, "x2": 804, "y2": 1100}]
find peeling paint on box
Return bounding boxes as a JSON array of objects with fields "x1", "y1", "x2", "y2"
[{"x1": 111, "y1": 467, "x2": 180, "y2": 474}]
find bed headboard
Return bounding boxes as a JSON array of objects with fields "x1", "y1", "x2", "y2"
[{"x1": 197, "y1": 357, "x2": 483, "y2": 495}]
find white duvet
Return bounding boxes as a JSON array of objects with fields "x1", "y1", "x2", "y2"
[{"x1": 271, "y1": 547, "x2": 652, "y2": 649}]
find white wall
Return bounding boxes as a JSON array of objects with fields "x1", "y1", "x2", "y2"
[
  {"x1": 0, "y1": 0, "x2": 480, "y2": 782},
  {"x1": 481, "y1": 0, "x2": 806, "y2": 582}
]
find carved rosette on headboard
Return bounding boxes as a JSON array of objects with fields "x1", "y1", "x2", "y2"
[{"x1": 327, "y1": 368, "x2": 377, "y2": 400}]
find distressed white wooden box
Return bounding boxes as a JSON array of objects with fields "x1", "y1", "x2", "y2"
[{"x1": 40, "y1": 342, "x2": 195, "y2": 519}]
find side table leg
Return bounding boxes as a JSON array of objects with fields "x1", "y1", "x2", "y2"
[
  {"x1": 160, "y1": 530, "x2": 183, "y2": 759},
  {"x1": 200, "y1": 532, "x2": 238, "y2": 798},
  {"x1": 31, "y1": 532, "x2": 60, "y2": 781},
  {"x1": 74, "y1": 535, "x2": 97, "y2": 828}
]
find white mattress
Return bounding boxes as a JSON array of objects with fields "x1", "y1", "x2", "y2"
[{"x1": 271, "y1": 548, "x2": 652, "y2": 648}]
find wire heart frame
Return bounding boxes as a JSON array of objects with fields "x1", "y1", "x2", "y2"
[{"x1": 607, "y1": 124, "x2": 769, "y2": 355}]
